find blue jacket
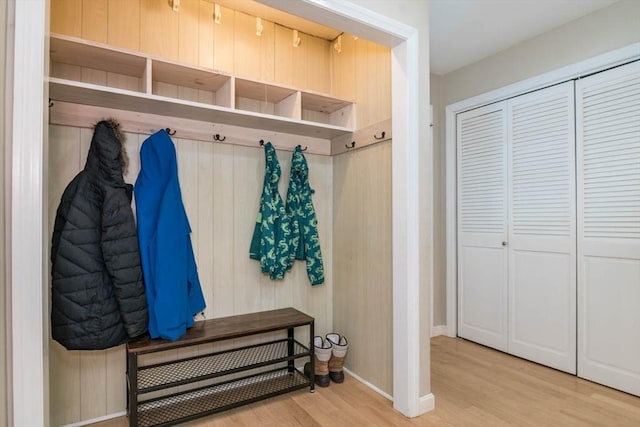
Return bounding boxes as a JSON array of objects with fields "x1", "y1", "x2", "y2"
[{"x1": 134, "y1": 130, "x2": 206, "y2": 341}]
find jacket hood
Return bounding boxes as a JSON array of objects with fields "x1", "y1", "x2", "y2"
[
  {"x1": 291, "y1": 145, "x2": 309, "y2": 180},
  {"x1": 137, "y1": 129, "x2": 178, "y2": 189},
  {"x1": 85, "y1": 119, "x2": 129, "y2": 182},
  {"x1": 135, "y1": 129, "x2": 189, "y2": 238},
  {"x1": 263, "y1": 142, "x2": 281, "y2": 188}
]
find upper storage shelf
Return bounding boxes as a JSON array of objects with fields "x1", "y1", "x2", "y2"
[{"x1": 49, "y1": 34, "x2": 355, "y2": 140}]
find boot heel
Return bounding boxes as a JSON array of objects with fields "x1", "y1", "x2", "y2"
[
  {"x1": 326, "y1": 333, "x2": 348, "y2": 384},
  {"x1": 307, "y1": 336, "x2": 332, "y2": 387}
]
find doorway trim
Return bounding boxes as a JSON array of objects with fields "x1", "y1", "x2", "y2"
[
  {"x1": 445, "y1": 42, "x2": 640, "y2": 337},
  {"x1": 10, "y1": 0, "x2": 431, "y2": 423}
]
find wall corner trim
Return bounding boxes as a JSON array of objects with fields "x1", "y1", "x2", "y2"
[
  {"x1": 431, "y1": 325, "x2": 447, "y2": 337},
  {"x1": 418, "y1": 393, "x2": 436, "y2": 415}
]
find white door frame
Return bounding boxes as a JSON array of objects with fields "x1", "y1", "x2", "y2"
[
  {"x1": 10, "y1": 0, "x2": 431, "y2": 424},
  {"x1": 445, "y1": 43, "x2": 640, "y2": 337}
]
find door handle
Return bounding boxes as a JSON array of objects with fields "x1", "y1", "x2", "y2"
[{"x1": 502, "y1": 241, "x2": 508, "y2": 246}]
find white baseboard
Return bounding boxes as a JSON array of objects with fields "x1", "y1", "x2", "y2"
[
  {"x1": 345, "y1": 368, "x2": 436, "y2": 416},
  {"x1": 61, "y1": 411, "x2": 126, "y2": 427},
  {"x1": 431, "y1": 325, "x2": 447, "y2": 337},
  {"x1": 419, "y1": 393, "x2": 435, "y2": 414},
  {"x1": 344, "y1": 367, "x2": 393, "y2": 401}
]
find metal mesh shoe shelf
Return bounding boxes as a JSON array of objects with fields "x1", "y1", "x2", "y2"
[
  {"x1": 137, "y1": 368, "x2": 309, "y2": 427},
  {"x1": 126, "y1": 308, "x2": 315, "y2": 427},
  {"x1": 138, "y1": 338, "x2": 309, "y2": 393}
]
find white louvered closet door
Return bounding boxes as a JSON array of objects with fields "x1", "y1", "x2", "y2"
[
  {"x1": 576, "y1": 60, "x2": 640, "y2": 396},
  {"x1": 507, "y1": 82, "x2": 576, "y2": 374},
  {"x1": 457, "y1": 102, "x2": 509, "y2": 351}
]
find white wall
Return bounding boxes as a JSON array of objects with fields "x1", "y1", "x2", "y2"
[
  {"x1": 443, "y1": 0, "x2": 640, "y2": 105},
  {"x1": 430, "y1": 73, "x2": 445, "y2": 328},
  {"x1": 433, "y1": 0, "x2": 640, "y2": 331},
  {"x1": 0, "y1": 0, "x2": 7, "y2": 425}
]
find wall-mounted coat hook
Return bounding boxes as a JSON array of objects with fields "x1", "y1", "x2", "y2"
[
  {"x1": 374, "y1": 131, "x2": 386, "y2": 140},
  {"x1": 297, "y1": 144, "x2": 308, "y2": 151},
  {"x1": 345, "y1": 141, "x2": 356, "y2": 149},
  {"x1": 165, "y1": 128, "x2": 177, "y2": 136},
  {"x1": 259, "y1": 139, "x2": 265, "y2": 146},
  {"x1": 213, "y1": 134, "x2": 226, "y2": 142}
]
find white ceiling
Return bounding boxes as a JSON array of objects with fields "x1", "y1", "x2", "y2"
[{"x1": 429, "y1": 0, "x2": 619, "y2": 75}]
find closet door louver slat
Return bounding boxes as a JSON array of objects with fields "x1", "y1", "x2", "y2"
[
  {"x1": 506, "y1": 82, "x2": 577, "y2": 374},
  {"x1": 459, "y1": 110, "x2": 506, "y2": 234},
  {"x1": 511, "y1": 91, "x2": 573, "y2": 238},
  {"x1": 577, "y1": 60, "x2": 640, "y2": 397},
  {"x1": 457, "y1": 102, "x2": 509, "y2": 352}
]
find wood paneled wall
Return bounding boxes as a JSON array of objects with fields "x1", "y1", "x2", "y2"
[
  {"x1": 331, "y1": 34, "x2": 391, "y2": 129},
  {"x1": 48, "y1": 123, "x2": 333, "y2": 425},
  {"x1": 332, "y1": 141, "x2": 392, "y2": 395},
  {"x1": 50, "y1": 0, "x2": 332, "y2": 94}
]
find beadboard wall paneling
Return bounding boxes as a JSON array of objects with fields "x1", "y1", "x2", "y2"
[
  {"x1": 233, "y1": 11, "x2": 276, "y2": 82},
  {"x1": 274, "y1": 25, "x2": 295, "y2": 87},
  {"x1": 81, "y1": 0, "x2": 108, "y2": 44},
  {"x1": 107, "y1": 0, "x2": 141, "y2": 51},
  {"x1": 213, "y1": 5, "x2": 235, "y2": 74},
  {"x1": 178, "y1": 0, "x2": 199, "y2": 66},
  {"x1": 48, "y1": 124, "x2": 333, "y2": 425},
  {"x1": 139, "y1": 0, "x2": 179, "y2": 61},
  {"x1": 333, "y1": 141, "x2": 392, "y2": 395},
  {"x1": 51, "y1": 0, "x2": 82, "y2": 38},
  {"x1": 331, "y1": 34, "x2": 391, "y2": 129},
  {"x1": 198, "y1": 0, "x2": 214, "y2": 69}
]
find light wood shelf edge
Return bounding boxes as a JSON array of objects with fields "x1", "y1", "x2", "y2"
[
  {"x1": 331, "y1": 118, "x2": 392, "y2": 155},
  {"x1": 49, "y1": 101, "x2": 334, "y2": 156},
  {"x1": 49, "y1": 78, "x2": 353, "y2": 141}
]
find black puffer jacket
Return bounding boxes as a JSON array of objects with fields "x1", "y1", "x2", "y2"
[{"x1": 51, "y1": 120, "x2": 148, "y2": 350}]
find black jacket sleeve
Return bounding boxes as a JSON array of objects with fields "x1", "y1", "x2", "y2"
[{"x1": 101, "y1": 184, "x2": 148, "y2": 339}]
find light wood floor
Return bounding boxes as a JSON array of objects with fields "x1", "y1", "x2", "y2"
[{"x1": 90, "y1": 336, "x2": 640, "y2": 426}]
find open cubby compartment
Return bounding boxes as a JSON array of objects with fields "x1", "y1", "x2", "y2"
[
  {"x1": 301, "y1": 91, "x2": 355, "y2": 128},
  {"x1": 50, "y1": 34, "x2": 148, "y2": 93},
  {"x1": 151, "y1": 59, "x2": 233, "y2": 108},
  {"x1": 235, "y1": 78, "x2": 301, "y2": 119}
]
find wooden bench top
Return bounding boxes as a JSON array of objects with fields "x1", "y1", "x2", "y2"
[{"x1": 127, "y1": 307, "x2": 314, "y2": 354}]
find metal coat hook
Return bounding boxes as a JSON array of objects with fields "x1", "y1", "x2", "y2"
[
  {"x1": 213, "y1": 134, "x2": 226, "y2": 142},
  {"x1": 259, "y1": 139, "x2": 265, "y2": 146},
  {"x1": 345, "y1": 141, "x2": 356, "y2": 149},
  {"x1": 374, "y1": 131, "x2": 386, "y2": 140},
  {"x1": 297, "y1": 144, "x2": 308, "y2": 152},
  {"x1": 165, "y1": 128, "x2": 177, "y2": 136}
]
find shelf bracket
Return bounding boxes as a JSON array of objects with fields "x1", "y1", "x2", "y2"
[{"x1": 214, "y1": 4, "x2": 221, "y2": 24}]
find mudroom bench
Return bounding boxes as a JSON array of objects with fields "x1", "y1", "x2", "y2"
[{"x1": 126, "y1": 307, "x2": 315, "y2": 427}]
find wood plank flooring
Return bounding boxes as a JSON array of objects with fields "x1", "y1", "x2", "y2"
[{"x1": 88, "y1": 336, "x2": 640, "y2": 426}]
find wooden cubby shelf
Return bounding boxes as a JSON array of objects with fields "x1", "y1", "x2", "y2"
[{"x1": 49, "y1": 33, "x2": 355, "y2": 140}]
